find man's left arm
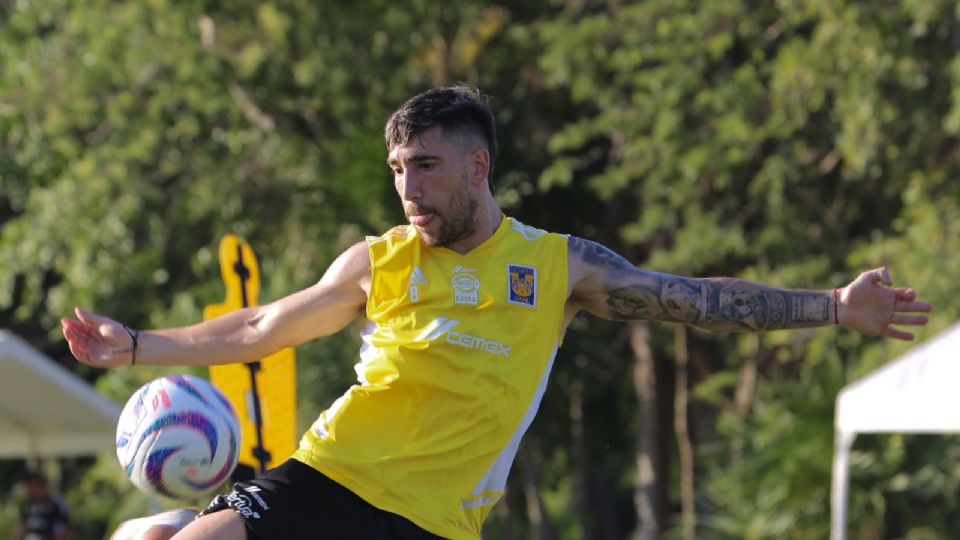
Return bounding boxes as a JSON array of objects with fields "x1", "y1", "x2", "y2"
[{"x1": 567, "y1": 236, "x2": 932, "y2": 340}]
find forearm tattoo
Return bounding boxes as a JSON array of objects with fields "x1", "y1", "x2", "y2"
[{"x1": 570, "y1": 237, "x2": 833, "y2": 331}]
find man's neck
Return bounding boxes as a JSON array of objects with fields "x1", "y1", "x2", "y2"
[{"x1": 445, "y1": 196, "x2": 503, "y2": 255}]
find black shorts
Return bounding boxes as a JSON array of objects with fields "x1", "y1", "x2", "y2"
[{"x1": 198, "y1": 459, "x2": 445, "y2": 540}]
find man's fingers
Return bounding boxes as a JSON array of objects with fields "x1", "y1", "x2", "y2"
[
  {"x1": 64, "y1": 313, "x2": 121, "y2": 366},
  {"x1": 75, "y1": 307, "x2": 110, "y2": 327},
  {"x1": 65, "y1": 313, "x2": 120, "y2": 344},
  {"x1": 869, "y1": 267, "x2": 893, "y2": 286},
  {"x1": 896, "y1": 300, "x2": 933, "y2": 313},
  {"x1": 62, "y1": 323, "x2": 79, "y2": 346},
  {"x1": 65, "y1": 338, "x2": 81, "y2": 359},
  {"x1": 64, "y1": 321, "x2": 109, "y2": 359},
  {"x1": 883, "y1": 326, "x2": 915, "y2": 341},
  {"x1": 890, "y1": 314, "x2": 928, "y2": 326},
  {"x1": 66, "y1": 318, "x2": 100, "y2": 341},
  {"x1": 894, "y1": 288, "x2": 916, "y2": 301},
  {"x1": 73, "y1": 307, "x2": 128, "y2": 344},
  {"x1": 65, "y1": 326, "x2": 93, "y2": 354},
  {"x1": 62, "y1": 318, "x2": 86, "y2": 333},
  {"x1": 74, "y1": 307, "x2": 92, "y2": 324},
  {"x1": 64, "y1": 327, "x2": 89, "y2": 360}
]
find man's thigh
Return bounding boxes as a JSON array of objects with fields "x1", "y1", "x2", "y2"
[{"x1": 190, "y1": 459, "x2": 443, "y2": 539}]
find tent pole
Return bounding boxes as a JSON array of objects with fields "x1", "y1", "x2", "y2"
[{"x1": 831, "y1": 430, "x2": 856, "y2": 540}]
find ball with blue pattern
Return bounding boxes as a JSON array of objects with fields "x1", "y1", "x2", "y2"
[{"x1": 116, "y1": 375, "x2": 241, "y2": 500}]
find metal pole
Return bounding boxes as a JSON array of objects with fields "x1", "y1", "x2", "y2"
[{"x1": 234, "y1": 245, "x2": 271, "y2": 475}]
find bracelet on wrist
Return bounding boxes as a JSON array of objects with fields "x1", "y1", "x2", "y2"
[
  {"x1": 833, "y1": 288, "x2": 840, "y2": 325},
  {"x1": 121, "y1": 324, "x2": 140, "y2": 365}
]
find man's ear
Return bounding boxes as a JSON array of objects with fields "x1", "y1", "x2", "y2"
[{"x1": 469, "y1": 148, "x2": 490, "y2": 187}]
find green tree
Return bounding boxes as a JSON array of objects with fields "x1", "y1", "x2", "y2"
[{"x1": 535, "y1": 0, "x2": 960, "y2": 537}]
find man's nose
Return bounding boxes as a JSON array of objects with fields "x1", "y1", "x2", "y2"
[{"x1": 398, "y1": 170, "x2": 422, "y2": 201}]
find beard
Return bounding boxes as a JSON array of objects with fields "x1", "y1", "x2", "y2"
[
  {"x1": 413, "y1": 178, "x2": 479, "y2": 248},
  {"x1": 434, "y1": 191, "x2": 478, "y2": 247}
]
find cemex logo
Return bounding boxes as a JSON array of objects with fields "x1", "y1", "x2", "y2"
[{"x1": 415, "y1": 317, "x2": 511, "y2": 358}]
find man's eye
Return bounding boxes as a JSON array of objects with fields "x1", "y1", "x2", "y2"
[{"x1": 419, "y1": 162, "x2": 434, "y2": 171}]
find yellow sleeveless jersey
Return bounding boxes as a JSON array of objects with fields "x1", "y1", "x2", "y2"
[{"x1": 293, "y1": 216, "x2": 569, "y2": 539}]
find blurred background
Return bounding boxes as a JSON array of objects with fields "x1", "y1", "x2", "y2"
[{"x1": 2, "y1": 0, "x2": 959, "y2": 538}]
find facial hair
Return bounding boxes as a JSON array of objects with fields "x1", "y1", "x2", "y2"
[{"x1": 421, "y1": 175, "x2": 479, "y2": 248}]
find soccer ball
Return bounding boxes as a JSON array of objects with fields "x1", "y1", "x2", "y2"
[{"x1": 116, "y1": 375, "x2": 241, "y2": 500}]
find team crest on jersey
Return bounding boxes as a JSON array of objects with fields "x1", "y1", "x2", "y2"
[
  {"x1": 451, "y1": 266, "x2": 480, "y2": 305},
  {"x1": 508, "y1": 265, "x2": 537, "y2": 308}
]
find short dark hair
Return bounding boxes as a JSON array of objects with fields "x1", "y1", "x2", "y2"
[{"x1": 385, "y1": 85, "x2": 498, "y2": 190}]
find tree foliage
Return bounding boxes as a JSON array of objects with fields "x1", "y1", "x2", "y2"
[{"x1": 536, "y1": 0, "x2": 960, "y2": 538}]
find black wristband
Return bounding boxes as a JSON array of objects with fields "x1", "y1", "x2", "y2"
[
  {"x1": 122, "y1": 324, "x2": 140, "y2": 365},
  {"x1": 833, "y1": 288, "x2": 840, "y2": 325}
]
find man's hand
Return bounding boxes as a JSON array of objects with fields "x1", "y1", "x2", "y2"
[
  {"x1": 61, "y1": 308, "x2": 135, "y2": 368},
  {"x1": 838, "y1": 267, "x2": 932, "y2": 340}
]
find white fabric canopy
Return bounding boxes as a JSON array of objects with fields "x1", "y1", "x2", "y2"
[
  {"x1": 0, "y1": 330, "x2": 121, "y2": 457},
  {"x1": 831, "y1": 322, "x2": 960, "y2": 540}
]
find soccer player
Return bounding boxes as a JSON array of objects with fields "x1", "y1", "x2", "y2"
[
  {"x1": 61, "y1": 86, "x2": 932, "y2": 540},
  {"x1": 12, "y1": 471, "x2": 72, "y2": 540}
]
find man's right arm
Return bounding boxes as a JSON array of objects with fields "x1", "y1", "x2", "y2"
[{"x1": 61, "y1": 241, "x2": 370, "y2": 368}]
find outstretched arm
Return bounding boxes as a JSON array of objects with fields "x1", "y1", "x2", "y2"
[
  {"x1": 61, "y1": 241, "x2": 370, "y2": 367},
  {"x1": 567, "y1": 237, "x2": 931, "y2": 339}
]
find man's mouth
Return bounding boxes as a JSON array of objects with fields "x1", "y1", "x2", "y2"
[{"x1": 407, "y1": 212, "x2": 435, "y2": 227}]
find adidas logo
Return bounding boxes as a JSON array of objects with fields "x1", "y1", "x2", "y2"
[{"x1": 410, "y1": 267, "x2": 427, "y2": 286}]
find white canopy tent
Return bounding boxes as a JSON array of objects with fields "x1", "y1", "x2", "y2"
[
  {"x1": 0, "y1": 330, "x2": 121, "y2": 458},
  {"x1": 831, "y1": 322, "x2": 960, "y2": 540}
]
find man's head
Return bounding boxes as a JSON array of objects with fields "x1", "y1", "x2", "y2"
[
  {"x1": 23, "y1": 471, "x2": 48, "y2": 500},
  {"x1": 385, "y1": 86, "x2": 499, "y2": 250},
  {"x1": 385, "y1": 85, "x2": 497, "y2": 191}
]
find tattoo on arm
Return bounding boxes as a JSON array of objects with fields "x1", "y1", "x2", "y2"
[
  {"x1": 569, "y1": 236, "x2": 635, "y2": 273},
  {"x1": 607, "y1": 285, "x2": 666, "y2": 320},
  {"x1": 571, "y1": 237, "x2": 834, "y2": 331},
  {"x1": 610, "y1": 277, "x2": 832, "y2": 331}
]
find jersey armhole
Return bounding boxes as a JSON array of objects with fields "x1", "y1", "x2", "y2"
[
  {"x1": 364, "y1": 236, "x2": 379, "y2": 321},
  {"x1": 557, "y1": 233, "x2": 572, "y2": 345}
]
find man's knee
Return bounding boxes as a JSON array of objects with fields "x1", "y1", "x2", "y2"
[
  {"x1": 170, "y1": 510, "x2": 246, "y2": 540},
  {"x1": 140, "y1": 524, "x2": 181, "y2": 540}
]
